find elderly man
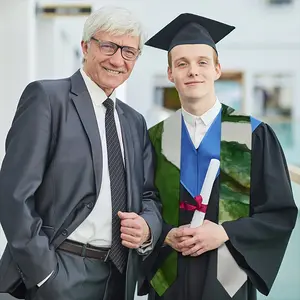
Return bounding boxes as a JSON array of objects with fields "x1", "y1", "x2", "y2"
[{"x1": 0, "y1": 6, "x2": 162, "y2": 300}]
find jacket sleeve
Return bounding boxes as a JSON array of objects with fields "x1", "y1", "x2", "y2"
[
  {"x1": 138, "y1": 116, "x2": 162, "y2": 254},
  {"x1": 0, "y1": 81, "x2": 57, "y2": 289}
]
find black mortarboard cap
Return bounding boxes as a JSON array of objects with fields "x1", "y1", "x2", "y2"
[{"x1": 145, "y1": 13, "x2": 235, "y2": 55}]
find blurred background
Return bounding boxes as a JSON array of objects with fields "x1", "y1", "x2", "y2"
[{"x1": 0, "y1": 0, "x2": 299, "y2": 299}]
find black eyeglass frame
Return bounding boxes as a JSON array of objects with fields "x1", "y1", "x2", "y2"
[{"x1": 90, "y1": 37, "x2": 141, "y2": 61}]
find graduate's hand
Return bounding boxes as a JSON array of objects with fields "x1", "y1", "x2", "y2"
[
  {"x1": 118, "y1": 212, "x2": 150, "y2": 249},
  {"x1": 177, "y1": 220, "x2": 229, "y2": 256},
  {"x1": 165, "y1": 225, "x2": 192, "y2": 252}
]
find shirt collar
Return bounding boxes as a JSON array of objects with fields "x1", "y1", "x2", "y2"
[
  {"x1": 182, "y1": 99, "x2": 222, "y2": 127},
  {"x1": 80, "y1": 68, "x2": 116, "y2": 107}
]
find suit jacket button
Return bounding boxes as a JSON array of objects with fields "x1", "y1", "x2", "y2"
[
  {"x1": 87, "y1": 202, "x2": 94, "y2": 209},
  {"x1": 62, "y1": 229, "x2": 68, "y2": 236}
]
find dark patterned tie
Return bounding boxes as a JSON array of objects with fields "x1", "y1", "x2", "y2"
[{"x1": 103, "y1": 98, "x2": 127, "y2": 273}]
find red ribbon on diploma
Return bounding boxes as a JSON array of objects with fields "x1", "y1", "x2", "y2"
[{"x1": 179, "y1": 195, "x2": 208, "y2": 213}]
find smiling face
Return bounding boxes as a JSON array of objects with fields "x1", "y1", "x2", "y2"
[
  {"x1": 81, "y1": 31, "x2": 140, "y2": 96},
  {"x1": 168, "y1": 44, "x2": 221, "y2": 105}
]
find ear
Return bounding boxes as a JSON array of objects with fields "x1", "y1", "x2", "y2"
[
  {"x1": 215, "y1": 63, "x2": 222, "y2": 81},
  {"x1": 81, "y1": 40, "x2": 89, "y2": 59},
  {"x1": 168, "y1": 66, "x2": 174, "y2": 83}
]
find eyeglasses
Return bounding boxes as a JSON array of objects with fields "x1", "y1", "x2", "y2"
[{"x1": 90, "y1": 37, "x2": 140, "y2": 61}]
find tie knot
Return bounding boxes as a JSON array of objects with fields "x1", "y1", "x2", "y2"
[{"x1": 103, "y1": 98, "x2": 114, "y2": 111}]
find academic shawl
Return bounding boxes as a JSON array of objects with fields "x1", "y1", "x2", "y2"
[{"x1": 148, "y1": 104, "x2": 261, "y2": 297}]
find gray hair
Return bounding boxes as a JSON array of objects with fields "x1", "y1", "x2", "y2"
[{"x1": 82, "y1": 6, "x2": 147, "y2": 51}]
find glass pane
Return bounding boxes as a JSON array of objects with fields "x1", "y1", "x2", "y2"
[{"x1": 269, "y1": 121, "x2": 300, "y2": 166}]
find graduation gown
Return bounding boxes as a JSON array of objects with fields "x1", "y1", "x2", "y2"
[{"x1": 139, "y1": 119, "x2": 298, "y2": 300}]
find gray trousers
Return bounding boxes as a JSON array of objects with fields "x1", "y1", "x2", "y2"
[{"x1": 25, "y1": 249, "x2": 126, "y2": 300}]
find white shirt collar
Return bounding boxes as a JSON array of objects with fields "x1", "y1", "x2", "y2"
[
  {"x1": 80, "y1": 68, "x2": 116, "y2": 107},
  {"x1": 181, "y1": 99, "x2": 222, "y2": 127}
]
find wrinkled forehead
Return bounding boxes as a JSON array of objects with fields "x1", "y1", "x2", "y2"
[{"x1": 93, "y1": 30, "x2": 140, "y2": 48}]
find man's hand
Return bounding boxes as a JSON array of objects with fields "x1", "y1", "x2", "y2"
[
  {"x1": 177, "y1": 220, "x2": 229, "y2": 256},
  {"x1": 118, "y1": 212, "x2": 150, "y2": 249},
  {"x1": 164, "y1": 225, "x2": 192, "y2": 252}
]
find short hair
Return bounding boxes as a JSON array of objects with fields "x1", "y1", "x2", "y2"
[{"x1": 82, "y1": 6, "x2": 147, "y2": 51}]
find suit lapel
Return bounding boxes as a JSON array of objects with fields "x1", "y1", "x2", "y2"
[
  {"x1": 70, "y1": 70, "x2": 103, "y2": 197},
  {"x1": 116, "y1": 100, "x2": 134, "y2": 212}
]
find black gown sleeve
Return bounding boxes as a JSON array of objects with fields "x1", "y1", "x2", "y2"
[
  {"x1": 222, "y1": 122, "x2": 298, "y2": 295},
  {"x1": 137, "y1": 221, "x2": 174, "y2": 295}
]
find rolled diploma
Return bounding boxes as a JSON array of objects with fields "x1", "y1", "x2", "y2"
[{"x1": 190, "y1": 159, "x2": 220, "y2": 228}]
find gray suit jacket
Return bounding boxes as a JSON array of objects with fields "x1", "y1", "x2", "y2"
[{"x1": 0, "y1": 70, "x2": 162, "y2": 299}]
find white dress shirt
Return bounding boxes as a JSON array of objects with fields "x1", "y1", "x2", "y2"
[
  {"x1": 181, "y1": 100, "x2": 222, "y2": 148},
  {"x1": 68, "y1": 69, "x2": 124, "y2": 247}
]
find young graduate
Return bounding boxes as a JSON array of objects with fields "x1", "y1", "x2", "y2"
[{"x1": 138, "y1": 13, "x2": 298, "y2": 300}]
